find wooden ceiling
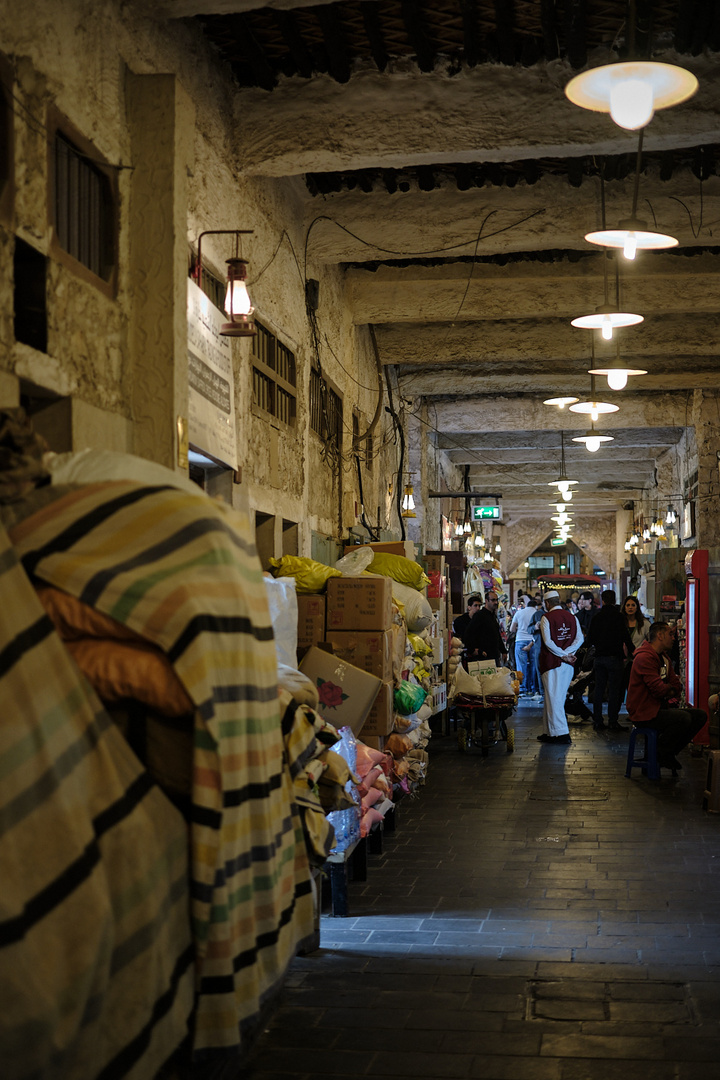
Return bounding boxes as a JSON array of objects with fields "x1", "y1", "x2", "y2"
[{"x1": 161, "y1": 1, "x2": 720, "y2": 556}]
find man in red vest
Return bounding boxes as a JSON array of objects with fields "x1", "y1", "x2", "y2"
[{"x1": 538, "y1": 590, "x2": 584, "y2": 745}]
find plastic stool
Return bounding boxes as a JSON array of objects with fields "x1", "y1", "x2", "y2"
[
  {"x1": 702, "y1": 750, "x2": 720, "y2": 813},
  {"x1": 625, "y1": 725, "x2": 677, "y2": 781}
]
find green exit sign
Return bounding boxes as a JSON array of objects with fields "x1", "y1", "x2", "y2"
[
  {"x1": 550, "y1": 538, "x2": 565, "y2": 546},
  {"x1": 473, "y1": 505, "x2": 501, "y2": 520}
]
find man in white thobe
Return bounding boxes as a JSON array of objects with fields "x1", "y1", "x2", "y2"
[{"x1": 538, "y1": 591, "x2": 584, "y2": 745}]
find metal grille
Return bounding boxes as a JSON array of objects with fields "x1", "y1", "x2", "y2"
[
  {"x1": 310, "y1": 367, "x2": 342, "y2": 451},
  {"x1": 54, "y1": 132, "x2": 112, "y2": 280},
  {"x1": 253, "y1": 367, "x2": 273, "y2": 414},
  {"x1": 251, "y1": 319, "x2": 296, "y2": 426},
  {"x1": 253, "y1": 322, "x2": 273, "y2": 369},
  {"x1": 276, "y1": 340, "x2": 296, "y2": 385}
]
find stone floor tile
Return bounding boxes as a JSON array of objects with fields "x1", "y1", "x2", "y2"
[
  {"x1": 370, "y1": 1049, "x2": 475, "y2": 1077},
  {"x1": 241, "y1": 732, "x2": 720, "y2": 1079},
  {"x1": 541, "y1": 1033, "x2": 665, "y2": 1058}
]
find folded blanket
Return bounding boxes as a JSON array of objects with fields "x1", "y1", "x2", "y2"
[{"x1": 7, "y1": 481, "x2": 314, "y2": 1064}]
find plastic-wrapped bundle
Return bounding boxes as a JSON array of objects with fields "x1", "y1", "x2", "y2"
[{"x1": 326, "y1": 725, "x2": 361, "y2": 854}]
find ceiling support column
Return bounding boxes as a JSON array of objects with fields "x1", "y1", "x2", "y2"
[
  {"x1": 125, "y1": 72, "x2": 195, "y2": 470},
  {"x1": 691, "y1": 390, "x2": 720, "y2": 548}
]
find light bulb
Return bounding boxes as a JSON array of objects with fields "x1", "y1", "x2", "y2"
[
  {"x1": 224, "y1": 278, "x2": 252, "y2": 317},
  {"x1": 590, "y1": 406, "x2": 599, "y2": 422},
  {"x1": 401, "y1": 488, "x2": 415, "y2": 511},
  {"x1": 495, "y1": 543, "x2": 501, "y2": 553},
  {"x1": 463, "y1": 520, "x2": 471, "y2": 534},
  {"x1": 555, "y1": 503, "x2": 565, "y2": 513},
  {"x1": 607, "y1": 369, "x2": 628, "y2": 391},
  {"x1": 562, "y1": 489, "x2": 573, "y2": 502},
  {"x1": 623, "y1": 232, "x2": 638, "y2": 260},
  {"x1": 585, "y1": 436, "x2": 601, "y2": 453},
  {"x1": 609, "y1": 77, "x2": 655, "y2": 130},
  {"x1": 557, "y1": 480, "x2": 569, "y2": 493},
  {"x1": 601, "y1": 314, "x2": 613, "y2": 341},
  {"x1": 474, "y1": 533, "x2": 483, "y2": 547}
]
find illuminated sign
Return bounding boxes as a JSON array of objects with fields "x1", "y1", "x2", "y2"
[
  {"x1": 472, "y1": 505, "x2": 501, "y2": 520},
  {"x1": 550, "y1": 538, "x2": 565, "y2": 546}
]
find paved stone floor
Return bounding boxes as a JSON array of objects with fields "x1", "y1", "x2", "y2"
[{"x1": 243, "y1": 702, "x2": 720, "y2": 1079}]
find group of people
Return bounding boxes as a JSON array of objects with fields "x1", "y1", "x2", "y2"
[{"x1": 453, "y1": 587, "x2": 706, "y2": 769}]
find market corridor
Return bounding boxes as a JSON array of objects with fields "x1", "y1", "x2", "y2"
[{"x1": 243, "y1": 706, "x2": 720, "y2": 1079}]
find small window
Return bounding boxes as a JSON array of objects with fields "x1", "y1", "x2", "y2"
[
  {"x1": 14, "y1": 238, "x2": 47, "y2": 353},
  {"x1": 49, "y1": 113, "x2": 115, "y2": 292},
  {"x1": 251, "y1": 319, "x2": 297, "y2": 428},
  {"x1": 54, "y1": 131, "x2": 113, "y2": 280},
  {"x1": 310, "y1": 367, "x2": 342, "y2": 454}
]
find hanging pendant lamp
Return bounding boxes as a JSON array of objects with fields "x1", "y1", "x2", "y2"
[
  {"x1": 587, "y1": 336, "x2": 647, "y2": 391},
  {"x1": 543, "y1": 396, "x2": 579, "y2": 409},
  {"x1": 565, "y1": 60, "x2": 697, "y2": 131},
  {"x1": 571, "y1": 250, "x2": 642, "y2": 339},
  {"x1": 572, "y1": 424, "x2": 614, "y2": 453},
  {"x1": 548, "y1": 430, "x2": 579, "y2": 491},
  {"x1": 569, "y1": 373, "x2": 619, "y2": 423},
  {"x1": 585, "y1": 131, "x2": 678, "y2": 258}
]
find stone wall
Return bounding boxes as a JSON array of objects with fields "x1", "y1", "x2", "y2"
[{"x1": 0, "y1": 0, "x2": 398, "y2": 554}]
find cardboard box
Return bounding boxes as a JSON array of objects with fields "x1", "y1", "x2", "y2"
[
  {"x1": 296, "y1": 594, "x2": 326, "y2": 650},
  {"x1": 424, "y1": 553, "x2": 445, "y2": 574},
  {"x1": 326, "y1": 576, "x2": 393, "y2": 631},
  {"x1": 359, "y1": 734, "x2": 386, "y2": 752},
  {"x1": 299, "y1": 646, "x2": 382, "y2": 736},
  {"x1": 468, "y1": 660, "x2": 497, "y2": 678},
  {"x1": 324, "y1": 629, "x2": 395, "y2": 682},
  {"x1": 360, "y1": 680, "x2": 395, "y2": 736},
  {"x1": 431, "y1": 683, "x2": 447, "y2": 714}
]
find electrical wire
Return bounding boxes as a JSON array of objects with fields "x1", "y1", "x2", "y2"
[{"x1": 303, "y1": 208, "x2": 547, "y2": 280}]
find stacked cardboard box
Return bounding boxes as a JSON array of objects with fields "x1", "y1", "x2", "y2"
[
  {"x1": 326, "y1": 577, "x2": 396, "y2": 736},
  {"x1": 296, "y1": 594, "x2": 326, "y2": 662}
]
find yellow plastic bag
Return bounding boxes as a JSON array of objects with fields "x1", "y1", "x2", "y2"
[
  {"x1": 408, "y1": 633, "x2": 432, "y2": 656},
  {"x1": 269, "y1": 555, "x2": 341, "y2": 594},
  {"x1": 367, "y1": 552, "x2": 430, "y2": 591}
]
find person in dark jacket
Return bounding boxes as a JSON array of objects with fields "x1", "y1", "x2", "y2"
[
  {"x1": 452, "y1": 593, "x2": 483, "y2": 644},
  {"x1": 587, "y1": 589, "x2": 635, "y2": 732},
  {"x1": 627, "y1": 621, "x2": 706, "y2": 769},
  {"x1": 460, "y1": 590, "x2": 507, "y2": 667},
  {"x1": 576, "y1": 592, "x2": 597, "y2": 637}
]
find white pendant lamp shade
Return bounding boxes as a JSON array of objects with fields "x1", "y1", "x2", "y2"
[
  {"x1": 565, "y1": 61, "x2": 698, "y2": 130},
  {"x1": 543, "y1": 396, "x2": 579, "y2": 409},
  {"x1": 587, "y1": 361, "x2": 648, "y2": 390},
  {"x1": 549, "y1": 478, "x2": 578, "y2": 490},
  {"x1": 569, "y1": 400, "x2": 619, "y2": 423},
  {"x1": 585, "y1": 218, "x2": 678, "y2": 259},
  {"x1": 571, "y1": 306, "x2": 643, "y2": 338},
  {"x1": 572, "y1": 429, "x2": 614, "y2": 453}
]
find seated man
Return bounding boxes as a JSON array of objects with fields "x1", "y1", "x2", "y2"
[{"x1": 626, "y1": 621, "x2": 706, "y2": 770}]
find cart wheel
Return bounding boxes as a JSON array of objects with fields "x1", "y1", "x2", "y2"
[
  {"x1": 506, "y1": 728, "x2": 515, "y2": 753},
  {"x1": 458, "y1": 727, "x2": 467, "y2": 752}
]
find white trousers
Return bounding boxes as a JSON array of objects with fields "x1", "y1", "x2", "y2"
[{"x1": 541, "y1": 663, "x2": 574, "y2": 736}]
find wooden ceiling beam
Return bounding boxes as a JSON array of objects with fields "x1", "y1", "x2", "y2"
[{"x1": 273, "y1": 8, "x2": 314, "y2": 79}]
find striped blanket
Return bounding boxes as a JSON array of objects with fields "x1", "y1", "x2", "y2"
[
  {"x1": 2, "y1": 482, "x2": 314, "y2": 1069},
  {"x1": 0, "y1": 522, "x2": 194, "y2": 1078}
]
